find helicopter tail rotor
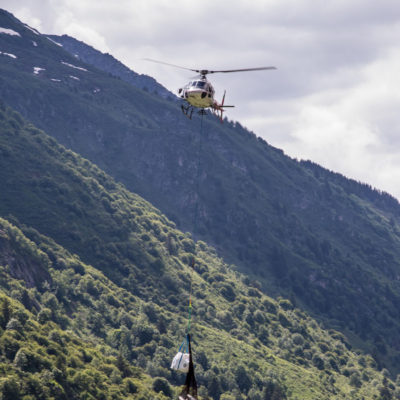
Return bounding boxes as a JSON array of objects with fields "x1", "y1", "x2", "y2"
[
  {"x1": 213, "y1": 90, "x2": 235, "y2": 123},
  {"x1": 219, "y1": 91, "x2": 227, "y2": 123}
]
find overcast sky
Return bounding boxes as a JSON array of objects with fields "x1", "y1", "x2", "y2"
[{"x1": 3, "y1": 0, "x2": 400, "y2": 200}]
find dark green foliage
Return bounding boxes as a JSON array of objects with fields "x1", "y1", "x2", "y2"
[
  {"x1": 261, "y1": 379, "x2": 287, "y2": 400},
  {"x1": 207, "y1": 374, "x2": 222, "y2": 399},
  {"x1": 125, "y1": 378, "x2": 138, "y2": 394},
  {"x1": 235, "y1": 365, "x2": 252, "y2": 393},
  {"x1": 196, "y1": 349, "x2": 209, "y2": 370},
  {"x1": 1, "y1": 377, "x2": 21, "y2": 400},
  {"x1": 0, "y1": 297, "x2": 11, "y2": 329},
  {"x1": 379, "y1": 377, "x2": 394, "y2": 400},
  {"x1": 152, "y1": 377, "x2": 173, "y2": 397},
  {"x1": 116, "y1": 353, "x2": 132, "y2": 378},
  {"x1": 312, "y1": 354, "x2": 325, "y2": 370},
  {"x1": 133, "y1": 324, "x2": 156, "y2": 346},
  {"x1": 219, "y1": 282, "x2": 236, "y2": 302},
  {"x1": 350, "y1": 371, "x2": 362, "y2": 388}
]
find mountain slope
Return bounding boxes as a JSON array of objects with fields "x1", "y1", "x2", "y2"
[
  {"x1": 0, "y1": 96, "x2": 397, "y2": 399},
  {"x1": 2, "y1": 8, "x2": 400, "y2": 373},
  {"x1": 47, "y1": 34, "x2": 174, "y2": 99}
]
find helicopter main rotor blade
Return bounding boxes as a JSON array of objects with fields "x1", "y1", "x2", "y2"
[
  {"x1": 143, "y1": 58, "x2": 200, "y2": 73},
  {"x1": 144, "y1": 59, "x2": 276, "y2": 76},
  {"x1": 207, "y1": 66, "x2": 277, "y2": 74}
]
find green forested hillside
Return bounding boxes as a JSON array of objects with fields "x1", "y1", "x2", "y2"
[
  {"x1": 2, "y1": 7, "x2": 400, "y2": 376},
  {"x1": 0, "y1": 102, "x2": 397, "y2": 399}
]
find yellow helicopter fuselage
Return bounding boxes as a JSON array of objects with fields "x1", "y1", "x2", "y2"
[{"x1": 178, "y1": 78, "x2": 215, "y2": 109}]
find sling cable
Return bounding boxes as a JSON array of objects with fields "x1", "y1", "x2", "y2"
[{"x1": 170, "y1": 113, "x2": 206, "y2": 400}]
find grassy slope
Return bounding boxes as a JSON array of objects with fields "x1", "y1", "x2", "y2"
[{"x1": 0, "y1": 103, "x2": 396, "y2": 399}]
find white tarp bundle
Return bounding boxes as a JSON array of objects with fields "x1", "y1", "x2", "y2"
[{"x1": 171, "y1": 351, "x2": 190, "y2": 372}]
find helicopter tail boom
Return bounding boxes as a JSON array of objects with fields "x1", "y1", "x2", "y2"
[{"x1": 212, "y1": 90, "x2": 234, "y2": 122}]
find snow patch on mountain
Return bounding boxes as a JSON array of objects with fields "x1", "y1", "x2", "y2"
[
  {"x1": 33, "y1": 67, "x2": 45, "y2": 75},
  {"x1": 61, "y1": 61, "x2": 88, "y2": 72},
  {"x1": 47, "y1": 37, "x2": 62, "y2": 47},
  {"x1": 24, "y1": 24, "x2": 40, "y2": 35},
  {"x1": 0, "y1": 27, "x2": 21, "y2": 36},
  {"x1": 0, "y1": 51, "x2": 17, "y2": 59}
]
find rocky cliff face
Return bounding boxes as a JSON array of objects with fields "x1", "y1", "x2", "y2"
[{"x1": 0, "y1": 228, "x2": 51, "y2": 289}]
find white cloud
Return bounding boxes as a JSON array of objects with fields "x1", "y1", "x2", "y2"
[{"x1": 280, "y1": 47, "x2": 400, "y2": 197}]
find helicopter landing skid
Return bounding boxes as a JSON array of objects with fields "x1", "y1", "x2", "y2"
[{"x1": 181, "y1": 104, "x2": 194, "y2": 119}]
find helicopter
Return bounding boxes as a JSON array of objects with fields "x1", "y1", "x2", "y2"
[{"x1": 144, "y1": 59, "x2": 276, "y2": 121}]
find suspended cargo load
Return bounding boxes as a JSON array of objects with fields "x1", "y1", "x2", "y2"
[
  {"x1": 171, "y1": 351, "x2": 190, "y2": 372},
  {"x1": 178, "y1": 334, "x2": 197, "y2": 400},
  {"x1": 172, "y1": 259, "x2": 197, "y2": 399}
]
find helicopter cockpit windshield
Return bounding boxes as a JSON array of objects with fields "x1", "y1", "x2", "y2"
[{"x1": 194, "y1": 81, "x2": 206, "y2": 88}]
